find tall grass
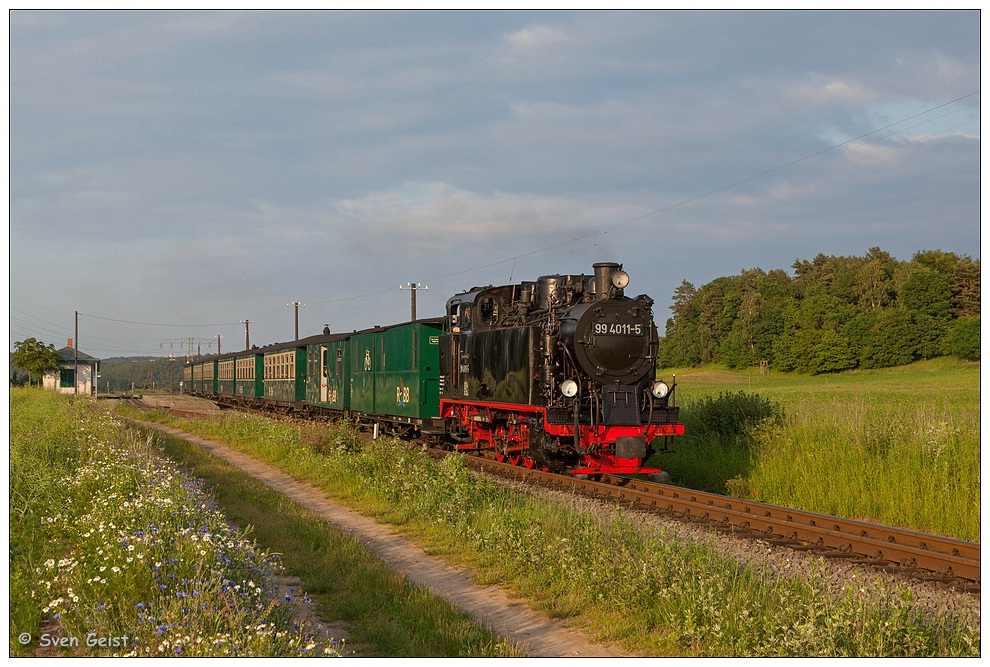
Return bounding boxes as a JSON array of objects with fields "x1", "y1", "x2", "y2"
[
  {"x1": 10, "y1": 389, "x2": 83, "y2": 646},
  {"x1": 748, "y1": 397, "x2": 979, "y2": 540},
  {"x1": 657, "y1": 360, "x2": 980, "y2": 541},
  {"x1": 10, "y1": 389, "x2": 338, "y2": 656},
  {"x1": 125, "y1": 406, "x2": 980, "y2": 657}
]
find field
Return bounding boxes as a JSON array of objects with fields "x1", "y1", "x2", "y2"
[
  {"x1": 11, "y1": 368, "x2": 982, "y2": 657},
  {"x1": 8, "y1": 389, "x2": 347, "y2": 657},
  {"x1": 654, "y1": 358, "x2": 981, "y2": 542}
]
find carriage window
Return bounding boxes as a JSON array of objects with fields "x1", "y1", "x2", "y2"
[
  {"x1": 335, "y1": 348, "x2": 343, "y2": 378},
  {"x1": 459, "y1": 303, "x2": 472, "y2": 331}
]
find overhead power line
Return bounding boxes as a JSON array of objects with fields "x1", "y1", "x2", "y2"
[{"x1": 77, "y1": 312, "x2": 243, "y2": 328}]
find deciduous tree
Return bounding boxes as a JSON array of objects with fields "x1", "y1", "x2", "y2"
[{"x1": 11, "y1": 338, "x2": 61, "y2": 387}]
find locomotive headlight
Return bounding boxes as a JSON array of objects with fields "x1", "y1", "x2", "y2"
[
  {"x1": 560, "y1": 379, "x2": 579, "y2": 398},
  {"x1": 611, "y1": 270, "x2": 630, "y2": 289},
  {"x1": 651, "y1": 381, "x2": 670, "y2": 399}
]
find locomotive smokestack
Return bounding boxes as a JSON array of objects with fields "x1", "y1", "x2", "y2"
[{"x1": 593, "y1": 262, "x2": 621, "y2": 301}]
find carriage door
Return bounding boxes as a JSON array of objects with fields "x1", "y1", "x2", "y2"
[{"x1": 320, "y1": 345, "x2": 329, "y2": 403}]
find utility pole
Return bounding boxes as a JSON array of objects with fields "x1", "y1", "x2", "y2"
[
  {"x1": 74, "y1": 310, "x2": 79, "y2": 395},
  {"x1": 216, "y1": 334, "x2": 222, "y2": 355},
  {"x1": 241, "y1": 319, "x2": 254, "y2": 350},
  {"x1": 287, "y1": 301, "x2": 306, "y2": 340},
  {"x1": 400, "y1": 282, "x2": 428, "y2": 322}
]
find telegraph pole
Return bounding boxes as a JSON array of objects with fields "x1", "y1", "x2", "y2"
[
  {"x1": 74, "y1": 310, "x2": 79, "y2": 395},
  {"x1": 400, "y1": 282, "x2": 428, "y2": 322},
  {"x1": 241, "y1": 319, "x2": 254, "y2": 350},
  {"x1": 287, "y1": 301, "x2": 306, "y2": 340}
]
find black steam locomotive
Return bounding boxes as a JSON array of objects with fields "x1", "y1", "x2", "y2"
[{"x1": 440, "y1": 262, "x2": 682, "y2": 475}]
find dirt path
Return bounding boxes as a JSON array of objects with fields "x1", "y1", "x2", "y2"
[{"x1": 135, "y1": 420, "x2": 629, "y2": 658}]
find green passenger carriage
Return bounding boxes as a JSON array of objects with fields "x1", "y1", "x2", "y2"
[
  {"x1": 305, "y1": 332, "x2": 350, "y2": 416},
  {"x1": 217, "y1": 356, "x2": 235, "y2": 397},
  {"x1": 235, "y1": 352, "x2": 264, "y2": 404},
  {"x1": 348, "y1": 319, "x2": 444, "y2": 435},
  {"x1": 263, "y1": 344, "x2": 307, "y2": 410},
  {"x1": 191, "y1": 358, "x2": 217, "y2": 396}
]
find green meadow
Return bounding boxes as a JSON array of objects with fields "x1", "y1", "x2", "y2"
[{"x1": 653, "y1": 359, "x2": 980, "y2": 542}]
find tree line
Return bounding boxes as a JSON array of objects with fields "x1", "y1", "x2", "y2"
[
  {"x1": 95, "y1": 357, "x2": 187, "y2": 393},
  {"x1": 657, "y1": 248, "x2": 980, "y2": 373}
]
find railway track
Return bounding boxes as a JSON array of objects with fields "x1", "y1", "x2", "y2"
[{"x1": 445, "y1": 450, "x2": 981, "y2": 593}]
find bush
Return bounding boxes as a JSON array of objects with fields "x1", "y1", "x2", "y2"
[{"x1": 690, "y1": 391, "x2": 784, "y2": 438}]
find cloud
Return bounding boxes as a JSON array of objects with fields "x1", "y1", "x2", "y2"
[
  {"x1": 8, "y1": 10, "x2": 980, "y2": 356},
  {"x1": 324, "y1": 181, "x2": 645, "y2": 257}
]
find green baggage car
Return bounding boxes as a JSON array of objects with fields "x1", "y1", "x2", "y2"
[{"x1": 348, "y1": 319, "x2": 444, "y2": 436}]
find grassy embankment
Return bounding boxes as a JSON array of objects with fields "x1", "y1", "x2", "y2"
[
  {"x1": 120, "y1": 393, "x2": 979, "y2": 657},
  {"x1": 654, "y1": 358, "x2": 980, "y2": 542},
  {"x1": 9, "y1": 389, "x2": 517, "y2": 657}
]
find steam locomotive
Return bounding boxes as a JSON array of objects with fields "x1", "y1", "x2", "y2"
[{"x1": 185, "y1": 262, "x2": 682, "y2": 476}]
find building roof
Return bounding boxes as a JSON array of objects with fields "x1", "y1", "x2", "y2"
[{"x1": 56, "y1": 346, "x2": 100, "y2": 363}]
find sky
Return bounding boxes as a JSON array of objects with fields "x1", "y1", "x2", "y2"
[{"x1": 8, "y1": 10, "x2": 982, "y2": 359}]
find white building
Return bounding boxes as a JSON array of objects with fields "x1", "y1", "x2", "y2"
[{"x1": 43, "y1": 342, "x2": 100, "y2": 396}]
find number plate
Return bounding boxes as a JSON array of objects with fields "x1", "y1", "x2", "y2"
[{"x1": 593, "y1": 321, "x2": 643, "y2": 335}]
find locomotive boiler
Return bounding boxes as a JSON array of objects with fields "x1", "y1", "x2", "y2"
[{"x1": 439, "y1": 262, "x2": 682, "y2": 475}]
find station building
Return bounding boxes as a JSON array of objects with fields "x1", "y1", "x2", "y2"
[{"x1": 43, "y1": 339, "x2": 100, "y2": 396}]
